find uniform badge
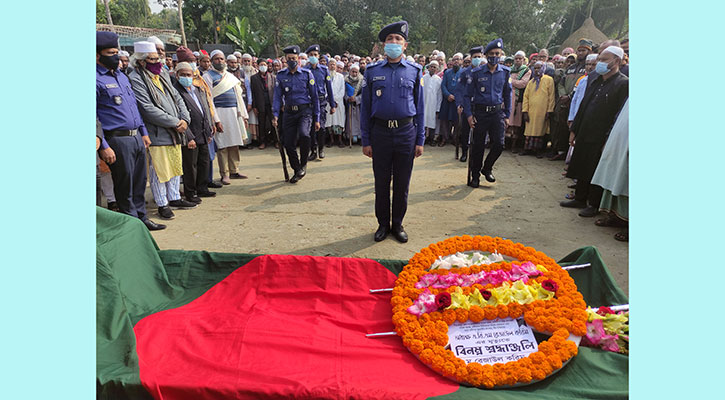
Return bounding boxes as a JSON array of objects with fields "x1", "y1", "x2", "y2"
[
  {"x1": 362, "y1": 78, "x2": 367, "y2": 87},
  {"x1": 480, "y1": 87, "x2": 486, "y2": 93},
  {"x1": 376, "y1": 89, "x2": 382, "y2": 97},
  {"x1": 285, "y1": 87, "x2": 290, "y2": 92},
  {"x1": 467, "y1": 77, "x2": 472, "y2": 84},
  {"x1": 113, "y1": 95, "x2": 123, "y2": 105},
  {"x1": 326, "y1": 75, "x2": 331, "y2": 81},
  {"x1": 309, "y1": 78, "x2": 315, "y2": 85},
  {"x1": 420, "y1": 77, "x2": 424, "y2": 87}
]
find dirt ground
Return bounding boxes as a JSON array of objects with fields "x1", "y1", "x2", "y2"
[{"x1": 147, "y1": 144, "x2": 628, "y2": 295}]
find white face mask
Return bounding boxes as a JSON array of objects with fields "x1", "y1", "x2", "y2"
[
  {"x1": 259, "y1": 65, "x2": 268, "y2": 73},
  {"x1": 300, "y1": 59, "x2": 308, "y2": 67}
]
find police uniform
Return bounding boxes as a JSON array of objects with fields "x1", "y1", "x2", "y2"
[
  {"x1": 463, "y1": 38, "x2": 512, "y2": 186},
  {"x1": 361, "y1": 21, "x2": 424, "y2": 243},
  {"x1": 95, "y1": 31, "x2": 164, "y2": 230},
  {"x1": 305, "y1": 44, "x2": 337, "y2": 160},
  {"x1": 272, "y1": 45, "x2": 320, "y2": 183},
  {"x1": 454, "y1": 45, "x2": 484, "y2": 162}
]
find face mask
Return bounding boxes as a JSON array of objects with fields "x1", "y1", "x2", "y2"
[
  {"x1": 287, "y1": 60, "x2": 298, "y2": 70},
  {"x1": 212, "y1": 62, "x2": 225, "y2": 71},
  {"x1": 384, "y1": 43, "x2": 403, "y2": 59},
  {"x1": 308, "y1": 56, "x2": 318, "y2": 65},
  {"x1": 179, "y1": 76, "x2": 194, "y2": 88},
  {"x1": 300, "y1": 59, "x2": 308, "y2": 67},
  {"x1": 99, "y1": 54, "x2": 120, "y2": 70},
  {"x1": 487, "y1": 56, "x2": 500, "y2": 66},
  {"x1": 595, "y1": 61, "x2": 611, "y2": 75},
  {"x1": 259, "y1": 65, "x2": 268, "y2": 73},
  {"x1": 145, "y1": 61, "x2": 163, "y2": 75},
  {"x1": 190, "y1": 62, "x2": 198, "y2": 71},
  {"x1": 471, "y1": 57, "x2": 482, "y2": 67}
]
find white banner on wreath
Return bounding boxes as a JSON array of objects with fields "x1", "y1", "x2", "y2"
[{"x1": 448, "y1": 317, "x2": 538, "y2": 365}]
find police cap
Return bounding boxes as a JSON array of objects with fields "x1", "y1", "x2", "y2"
[
  {"x1": 484, "y1": 38, "x2": 503, "y2": 55},
  {"x1": 378, "y1": 20, "x2": 408, "y2": 42},
  {"x1": 306, "y1": 44, "x2": 320, "y2": 54},
  {"x1": 469, "y1": 45, "x2": 484, "y2": 55},
  {"x1": 96, "y1": 31, "x2": 119, "y2": 52},
  {"x1": 283, "y1": 45, "x2": 300, "y2": 55}
]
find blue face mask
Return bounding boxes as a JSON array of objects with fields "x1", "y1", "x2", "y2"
[
  {"x1": 595, "y1": 61, "x2": 611, "y2": 75},
  {"x1": 471, "y1": 57, "x2": 483, "y2": 67},
  {"x1": 487, "y1": 56, "x2": 500, "y2": 65},
  {"x1": 308, "y1": 56, "x2": 319, "y2": 65},
  {"x1": 384, "y1": 43, "x2": 403, "y2": 59},
  {"x1": 179, "y1": 76, "x2": 194, "y2": 88}
]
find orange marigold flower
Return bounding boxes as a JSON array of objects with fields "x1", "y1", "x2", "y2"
[
  {"x1": 469, "y1": 306, "x2": 485, "y2": 323},
  {"x1": 442, "y1": 309, "x2": 457, "y2": 325},
  {"x1": 455, "y1": 308, "x2": 469, "y2": 323}
]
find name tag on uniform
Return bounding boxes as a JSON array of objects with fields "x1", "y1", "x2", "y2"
[
  {"x1": 105, "y1": 83, "x2": 119, "y2": 89},
  {"x1": 372, "y1": 76, "x2": 386, "y2": 81},
  {"x1": 478, "y1": 77, "x2": 486, "y2": 82}
]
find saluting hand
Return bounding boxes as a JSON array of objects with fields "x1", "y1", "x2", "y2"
[
  {"x1": 415, "y1": 145, "x2": 424, "y2": 158},
  {"x1": 362, "y1": 145, "x2": 372, "y2": 158}
]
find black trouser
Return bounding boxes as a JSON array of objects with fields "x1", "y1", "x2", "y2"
[
  {"x1": 282, "y1": 107, "x2": 312, "y2": 172},
  {"x1": 371, "y1": 122, "x2": 416, "y2": 228},
  {"x1": 106, "y1": 134, "x2": 148, "y2": 221},
  {"x1": 457, "y1": 113, "x2": 470, "y2": 152},
  {"x1": 470, "y1": 109, "x2": 505, "y2": 177},
  {"x1": 551, "y1": 99, "x2": 571, "y2": 153},
  {"x1": 257, "y1": 103, "x2": 275, "y2": 145},
  {"x1": 182, "y1": 142, "x2": 210, "y2": 198},
  {"x1": 309, "y1": 100, "x2": 328, "y2": 152},
  {"x1": 575, "y1": 179, "x2": 604, "y2": 208}
]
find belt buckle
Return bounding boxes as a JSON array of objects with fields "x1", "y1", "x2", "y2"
[
  {"x1": 291, "y1": 105, "x2": 299, "y2": 111},
  {"x1": 387, "y1": 120, "x2": 398, "y2": 129}
]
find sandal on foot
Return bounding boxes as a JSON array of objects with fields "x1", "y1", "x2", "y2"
[
  {"x1": 595, "y1": 215, "x2": 627, "y2": 227},
  {"x1": 614, "y1": 230, "x2": 629, "y2": 242}
]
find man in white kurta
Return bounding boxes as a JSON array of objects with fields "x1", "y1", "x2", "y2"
[
  {"x1": 422, "y1": 60, "x2": 443, "y2": 142},
  {"x1": 203, "y1": 50, "x2": 249, "y2": 184},
  {"x1": 326, "y1": 61, "x2": 346, "y2": 134}
]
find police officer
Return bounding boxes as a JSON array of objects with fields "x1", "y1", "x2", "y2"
[
  {"x1": 305, "y1": 44, "x2": 337, "y2": 160},
  {"x1": 272, "y1": 45, "x2": 320, "y2": 184},
  {"x1": 454, "y1": 45, "x2": 484, "y2": 163},
  {"x1": 361, "y1": 21, "x2": 424, "y2": 243},
  {"x1": 463, "y1": 38, "x2": 512, "y2": 187},
  {"x1": 96, "y1": 31, "x2": 166, "y2": 230}
]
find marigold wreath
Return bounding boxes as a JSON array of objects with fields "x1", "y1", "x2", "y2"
[{"x1": 391, "y1": 235, "x2": 587, "y2": 388}]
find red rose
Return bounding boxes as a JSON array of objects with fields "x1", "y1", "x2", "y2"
[
  {"x1": 435, "y1": 292, "x2": 452, "y2": 310},
  {"x1": 481, "y1": 290, "x2": 492, "y2": 301},
  {"x1": 542, "y1": 279, "x2": 558, "y2": 292},
  {"x1": 597, "y1": 306, "x2": 615, "y2": 316}
]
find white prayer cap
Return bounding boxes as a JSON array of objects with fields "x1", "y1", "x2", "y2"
[
  {"x1": 429, "y1": 60, "x2": 439, "y2": 67},
  {"x1": 147, "y1": 36, "x2": 164, "y2": 48},
  {"x1": 242, "y1": 53, "x2": 252, "y2": 60},
  {"x1": 437, "y1": 52, "x2": 445, "y2": 59},
  {"x1": 602, "y1": 46, "x2": 624, "y2": 59},
  {"x1": 299, "y1": 52, "x2": 308, "y2": 58},
  {"x1": 210, "y1": 49, "x2": 224, "y2": 59},
  {"x1": 586, "y1": 53, "x2": 599, "y2": 62},
  {"x1": 334, "y1": 55, "x2": 341, "y2": 60},
  {"x1": 515, "y1": 50, "x2": 526, "y2": 57},
  {"x1": 453, "y1": 52, "x2": 463, "y2": 59},
  {"x1": 175, "y1": 62, "x2": 193, "y2": 72},
  {"x1": 226, "y1": 54, "x2": 237, "y2": 61},
  {"x1": 350, "y1": 63, "x2": 360, "y2": 71},
  {"x1": 133, "y1": 41, "x2": 156, "y2": 54},
  {"x1": 233, "y1": 51, "x2": 242, "y2": 58},
  {"x1": 193, "y1": 51, "x2": 200, "y2": 57},
  {"x1": 119, "y1": 50, "x2": 130, "y2": 57},
  {"x1": 431, "y1": 50, "x2": 439, "y2": 55},
  {"x1": 336, "y1": 61, "x2": 344, "y2": 68}
]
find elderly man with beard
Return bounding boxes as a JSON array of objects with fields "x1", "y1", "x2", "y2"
[
  {"x1": 128, "y1": 41, "x2": 196, "y2": 221},
  {"x1": 203, "y1": 50, "x2": 250, "y2": 184},
  {"x1": 344, "y1": 62, "x2": 364, "y2": 146},
  {"x1": 237, "y1": 53, "x2": 256, "y2": 146},
  {"x1": 118, "y1": 50, "x2": 131, "y2": 75},
  {"x1": 250, "y1": 58, "x2": 277, "y2": 149},
  {"x1": 437, "y1": 52, "x2": 463, "y2": 147},
  {"x1": 508, "y1": 50, "x2": 532, "y2": 154}
]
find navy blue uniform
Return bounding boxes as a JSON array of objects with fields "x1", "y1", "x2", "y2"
[
  {"x1": 463, "y1": 63, "x2": 512, "y2": 179},
  {"x1": 273, "y1": 67, "x2": 320, "y2": 173},
  {"x1": 361, "y1": 58, "x2": 424, "y2": 229},
  {"x1": 454, "y1": 65, "x2": 474, "y2": 153},
  {"x1": 307, "y1": 63, "x2": 337, "y2": 152},
  {"x1": 96, "y1": 63, "x2": 150, "y2": 222}
]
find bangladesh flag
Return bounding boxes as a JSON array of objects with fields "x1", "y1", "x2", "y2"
[{"x1": 97, "y1": 207, "x2": 628, "y2": 399}]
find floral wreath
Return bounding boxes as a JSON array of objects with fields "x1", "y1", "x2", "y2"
[{"x1": 391, "y1": 235, "x2": 588, "y2": 388}]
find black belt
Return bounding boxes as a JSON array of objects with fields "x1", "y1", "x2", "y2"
[
  {"x1": 104, "y1": 129, "x2": 138, "y2": 137},
  {"x1": 474, "y1": 103, "x2": 503, "y2": 113},
  {"x1": 374, "y1": 117, "x2": 414, "y2": 129},
  {"x1": 284, "y1": 103, "x2": 310, "y2": 112}
]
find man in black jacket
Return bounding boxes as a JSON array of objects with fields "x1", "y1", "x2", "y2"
[
  {"x1": 250, "y1": 59, "x2": 277, "y2": 149},
  {"x1": 173, "y1": 62, "x2": 216, "y2": 203}
]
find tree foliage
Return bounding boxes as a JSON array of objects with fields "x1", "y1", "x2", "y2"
[{"x1": 97, "y1": 0, "x2": 628, "y2": 57}]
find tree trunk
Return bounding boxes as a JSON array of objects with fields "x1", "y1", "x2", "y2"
[
  {"x1": 178, "y1": 0, "x2": 187, "y2": 47},
  {"x1": 103, "y1": 0, "x2": 113, "y2": 26}
]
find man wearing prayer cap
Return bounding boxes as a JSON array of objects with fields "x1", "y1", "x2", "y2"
[
  {"x1": 361, "y1": 20, "x2": 425, "y2": 243},
  {"x1": 198, "y1": 53, "x2": 211, "y2": 73},
  {"x1": 550, "y1": 38, "x2": 593, "y2": 161},
  {"x1": 272, "y1": 44, "x2": 320, "y2": 183},
  {"x1": 305, "y1": 44, "x2": 337, "y2": 160},
  {"x1": 562, "y1": 46, "x2": 627, "y2": 218},
  {"x1": 237, "y1": 53, "x2": 256, "y2": 146},
  {"x1": 147, "y1": 36, "x2": 166, "y2": 60},
  {"x1": 202, "y1": 49, "x2": 250, "y2": 184},
  {"x1": 453, "y1": 45, "x2": 485, "y2": 162},
  {"x1": 193, "y1": 51, "x2": 200, "y2": 58},
  {"x1": 438, "y1": 52, "x2": 463, "y2": 147},
  {"x1": 96, "y1": 32, "x2": 165, "y2": 230},
  {"x1": 118, "y1": 50, "x2": 131, "y2": 75},
  {"x1": 462, "y1": 37, "x2": 511, "y2": 186}
]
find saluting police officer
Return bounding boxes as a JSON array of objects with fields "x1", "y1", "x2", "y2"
[
  {"x1": 463, "y1": 38, "x2": 512, "y2": 187},
  {"x1": 96, "y1": 31, "x2": 166, "y2": 230},
  {"x1": 272, "y1": 45, "x2": 320, "y2": 183},
  {"x1": 454, "y1": 45, "x2": 484, "y2": 163},
  {"x1": 361, "y1": 21, "x2": 425, "y2": 243},
  {"x1": 305, "y1": 44, "x2": 337, "y2": 160}
]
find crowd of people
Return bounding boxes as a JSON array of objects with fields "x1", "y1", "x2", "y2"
[{"x1": 97, "y1": 28, "x2": 628, "y2": 242}]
